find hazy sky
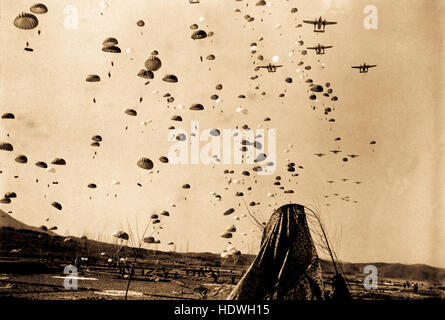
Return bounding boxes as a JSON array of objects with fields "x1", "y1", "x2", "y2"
[{"x1": 1, "y1": 0, "x2": 444, "y2": 268}]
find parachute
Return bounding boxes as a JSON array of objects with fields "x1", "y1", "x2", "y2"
[
  {"x1": 35, "y1": 161, "x2": 47, "y2": 168},
  {"x1": 86, "y1": 74, "x2": 101, "y2": 82},
  {"x1": 137, "y1": 69, "x2": 154, "y2": 79},
  {"x1": 0, "y1": 142, "x2": 13, "y2": 151},
  {"x1": 51, "y1": 202, "x2": 62, "y2": 210},
  {"x1": 113, "y1": 231, "x2": 129, "y2": 240},
  {"x1": 15, "y1": 155, "x2": 28, "y2": 163},
  {"x1": 182, "y1": 184, "x2": 190, "y2": 189},
  {"x1": 206, "y1": 54, "x2": 215, "y2": 60},
  {"x1": 150, "y1": 214, "x2": 158, "y2": 219},
  {"x1": 144, "y1": 236, "x2": 155, "y2": 244},
  {"x1": 0, "y1": 194, "x2": 14, "y2": 204},
  {"x1": 1, "y1": 113, "x2": 15, "y2": 119},
  {"x1": 221, "y1": 231, "x2": 232, "y2": 239},
  {"x1": 92, "y1": 135, "x2": 102, "y2": 142},
  {"x1": 223, "y1": 208, "x2": 235, "y2": 216},
  {"x1": 171, "y1": 115, "x2": 182, "y2": 121},
  {"x1": 90, "y1": 142, "x2": 100, "y2": 147},
  {"x1": 189, "y1": 103, "x2": 204, "y2": 111},
  {"x1": 227, "y1": 204, "x2": 324, "y2": 300},
  {"x1": 163, "y1": 74, "x2": 178, "y2": 83},
  {"x1": 160, "y1": 210, "x2": 170, "y2": 216},
  {"x1": 30, "y1": 4, "x2": 48, "y2": 14},
  {"x1": 137, "y1": 157, "x2": 154, "y2": 170},
  {"x1": 125, "y1": 108, "x2": 137, "y2": 116},
  {"x1": 102, "y1": 37, "x2": 118, "y2": 47},
  {"x1": 14, "y1": 12, "x2": 38, "y2": 30},
  {"x1": 159, "y1": 156, "x2": 169, "y2": 163},
  {"x1": 311, "y1": 85, "x2": 323, "y2": 92},
  {"x1": 102, "y1": 45, "x2": 121, "y2": 53},
  {"x1": 191, "y1": 30, "x2": 207, "y2": 40},
  {"x1": 227, "y1": 225, "x2": 236, "y2": 232},
  {"x1": 144, "y1": 56, "x2": 162, "y2": 71},
  {"x1": 51, "y1": 158, "x2": 66, "y2": 165},
  {"x1": 136, "y1": 20, "x2": 145, "y2": 27},
  {"x1": 256, "y1": 0, "x2": 266, "y2": 6},
  {"x1": 87, "y1": 183, "x2": 97, "y2": 188}
]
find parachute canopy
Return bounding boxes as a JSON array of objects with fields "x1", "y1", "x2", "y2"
[
  {"x1": 14, "y1": 12, "x2": 38, "y2": 30},
  {"x1": 137, "y1": 69, "x2": 154, "y2": 79},
  {"x1": 113, "y1": 231, "x2": 129, "y2": 240},
  {"x1": 145, "y1": 56, "x2": 162, "y2": 71},
  {"x1": 15, "y1": 155, "x2": 28, "y2": 163},
  {"x1": 227, "y1": 204, "x2": 324, "y2": 300},
  {"x1": 30, "y1": 4, "x2": 48, "y2": 14},
  {"x1": 0, "y1": 142, "x2": 13, "y2": 151},
  {"x1": 191, "y1": 30, "x2": 207, "y2": 40},
  {"x1": 35, "y1": 161, "x2": 47, "y2": 168},
  {"x1": 86, "y1": 74, "x2": 101, "y2": 82},
  {"x1": 51, "y1": 158, "x2": 66, "y2": 165},
  {"x1": 51, "y1": 202, "x2": 62, "y2": 210},
  {"x1": 163, "y1": 74, "x2": 178, "y2": 83},
  {"x1": 102, "y1": 37, "x2": 118, "y2": 46},
  {"x1": 137, "y1": 157, "x2": 154, "y2": 170},
  {"x1": 189, "y1": 103, "x2": 204, "y2": 111},
  {"x1": 2, "y1": 113, "x2": 15, "y2": 119}
]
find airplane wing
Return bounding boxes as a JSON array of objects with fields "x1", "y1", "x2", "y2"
[
  {"x1": 325, "y1": 21, "x2": 337, "y2": 25},
  {"x1": 324, "y1": 46, "x2": 333, "y2": 49},
  {"x1": 368, "y1": 65, "x2": 377, "y2": 68},
  {"x1": 275, "y1": 65, "x2": 283, "y2": 68},
  {"x1": 351, "y1": 66, "x2": 361, "y2": 69},
  {"x1": 303, "y1": 20, "x2": 316, "y2": 25},
  {"x1": 307, "y1": 47, "x2": 317, "y2": 50}
]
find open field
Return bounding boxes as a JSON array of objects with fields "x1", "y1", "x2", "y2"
[{"x1": 1, "y1": 226, "x2": 444, "y2": 300}]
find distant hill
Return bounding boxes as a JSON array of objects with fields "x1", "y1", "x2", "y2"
[
  {"x1": 0, "y1": 211, "x2": 444, "y2": 283},
  {"x1": 0, "y1": 209, "x2": 56, "y2": 235}
]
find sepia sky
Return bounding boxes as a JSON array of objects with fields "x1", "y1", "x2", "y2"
[{"x1": 1, "y1": 0, "x2": 444, "y2": 268}]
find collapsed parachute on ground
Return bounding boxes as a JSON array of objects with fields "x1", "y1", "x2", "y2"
[
  {"x1": 14, "y1": 12, "x2": 38, "y2": 30},
  {"x1": 137, "y1": 157, "x2": 154, "y2": 170},
  {"x1": 30, "y1": 4, "x2": 48, "y2": 14},
  {"x1": 227, "y1": 204, "x2": 324, "y2": 300}
]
